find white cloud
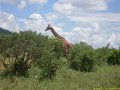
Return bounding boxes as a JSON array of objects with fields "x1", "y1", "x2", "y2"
[
  {"x1": 0, "y1": 11, "x2": 18, "y2": 32},
  {"x1": 0, "y1": 6, "x2": 1, "y2": 13},
  {"x1": 0, "y1": 11, "x2": 119, "y2": 48},
  {"x1": 52, "y1": 25, "x2": 64, "y2": 35},
  {"x1": 46, "y1": 14, "x2": 58, "y2": 21},
  {"x1": 0, "y1": 0, "x2": 48, "y2": 9},
  {"x1": 28, "y1": 0, "x2": 48, "y2": 4},
  {"x1": 0, "y1": 0, "x2": 17, "y2": 4},
  {"x1": 108, "y1": 33, "x2": 120, "y2": 48},
  {"x1": 69, "y1": 13, "x2": 120, "y2": 22},
  {"x1": 53, "y1": 0, "x2": 109, "y2": 15},
  {"x1": 53, "y1": 2, "x2": 75, "y2": 15},
  {"x1": 18, "y1": 0, "x2": 26, "y2": 9},
  {"x1": 24, "y1": 13, "x2": 47, "y2": 33},
  {"x1": 53, "y1": 0, "x2": 120, "y2": 23},
  {"x1": 62, "y1": 22, "x2": 120, "y2": 48},
  {"x1": 51, "y1": 0, "x2": 120, "y2": 48},
  {"x1": 0, "y1": 12, "x2": 51, "y2": 34},
  {"x1": 0, "y1": 0, "x2": 48, "y2": 4}
]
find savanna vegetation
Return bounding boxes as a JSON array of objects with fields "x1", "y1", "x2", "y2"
[{"x1": 0, "y1": 31, "x2": 120, "y2": 90}]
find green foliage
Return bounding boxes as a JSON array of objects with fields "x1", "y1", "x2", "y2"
[
  {"x1": 0, "y1": 27, "x2": 120, "y2": 86},
  {"x1": 36, "y1": 47, "x2": 59, "y2": 80},
  {"x1": 0, "y1": 35, "x2": 11, "y2": 59},
  {"x1": 80, "y1": 55, "x2": 95, "y2": 72},
  {"x1": 0, "y1": 30, "x2": 64, "y2": 79},
  {"x1": 0, "y1": 65, "x2": 120, "y2": 90},
  {"x1": 2, "y1": 61, "x2": 29, "y2": 77},
  {"x1": 35, "y1": 38, "x2": 62, "y2": 80},
  {"x1": 48, "y1": 38, "x2": 64, "y2": 59},
  {"x1": 0, "y1": 31, "x2": 48, "y2": 77},
  {"x1": 68, "y1": 42, "x2": 95, "y2": 72},
  {"x1": 30, "y1": 37, "x2": 64, "y2": 80},
  {"x1": 94, "y1": 47, "x2": 112, "y2": 65},
  {"x1": 107, "y1": 49, "x2": 120, "y2": 65}
]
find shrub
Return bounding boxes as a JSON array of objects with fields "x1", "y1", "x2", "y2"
[
  {"x1": 94, "y1": 47, "x2": 112, "y2": 66},
  {"x1": 35, "y1": 38, "x2": 64, "y2": 80},
  {"x1": 2, "y1": 56, "x2": 31, "y2": 77},
  {"x1": 68, "y1": 42, "x2": 95, "y2": 72},
  {"x1": 107, "y1": 49, "x2": 120, "y2": 65},
  {"x1": 49, "y1": 38, "x2": 64, "y2": 59},
  {"x1": 36, "y1": 48, "x2": 59, "y2": 80},
  {"x1": 0, "y1": 31, "x2": 48, "y2": 77},
  {"x1": 80, "y1": 55, "x2": 95, "y2": 72}
]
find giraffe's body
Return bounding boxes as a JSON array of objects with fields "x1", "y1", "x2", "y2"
[{"x1": 45, "y1": 24, "x2": 72, "y2": 57}]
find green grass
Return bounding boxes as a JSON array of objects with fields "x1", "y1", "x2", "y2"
[{"x1": 0, "y1": 59, "x2": 120, "y2": 90}]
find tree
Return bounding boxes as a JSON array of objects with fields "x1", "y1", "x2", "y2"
[
  {"x1": 0, "y1": 31, "x2": 49, "y2": 76},
  {"x1": 107, "y1": 49, "x2": 120, "y2": 65},
  {"x1": 68, "y1": 42, "x2": 95, "y2": 72}
]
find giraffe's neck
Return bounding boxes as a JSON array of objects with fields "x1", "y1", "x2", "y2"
[{"x1": 50, "y1": 27, "x2": 64, "y2": 39}]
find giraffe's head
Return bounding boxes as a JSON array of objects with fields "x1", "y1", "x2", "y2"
[{"x1": 45, "y1": 24, "x2": 52, "y2": 31}]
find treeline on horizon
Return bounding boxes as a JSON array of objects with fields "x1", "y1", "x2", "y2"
[{"x1": 0, "y1": 30, "x2": 120, "y2": 80}]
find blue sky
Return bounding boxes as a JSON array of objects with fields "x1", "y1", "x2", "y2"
[{"x1": 0, "y1": 0, "x2": 120, "y2": 48}]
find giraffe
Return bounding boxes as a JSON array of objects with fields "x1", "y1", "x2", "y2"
[{"x1": 45, "y1": 24, "x2": 72, "y2": 57}]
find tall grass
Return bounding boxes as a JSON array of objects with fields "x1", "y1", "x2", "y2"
[{"x1": 0, "y1": 58, "x2": 120, "y2": 90}]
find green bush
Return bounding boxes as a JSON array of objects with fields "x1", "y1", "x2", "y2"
[
  {"x1": 49, "y1": 38, "x2": 64, "y2": 59},
  {"x1": 80, "y1": 55, "x2": 95, "y2": 72},
  {"x1": 36, "y1": 48, "x2": 59, "y2": 80},
  {"x1": 68, "y1": 42, "x2": 95, "y2": 72},
  {"x1": 94, "y1": 47, "x2": 112, "y2": 66},
  {"x1": 0, "y1": 31, "x2": 48, "y2": 77},
  {"x1": 107, "y1": 49, "x2": 120, "y2": 65},
  {"x1": 0, "y1": 31, "x2": 63, "y2": 79},
  {"x1": 12, "y1": 58, "x2": 30, "y2": 77},
  {"x1": 2, "y1": 60, "x2": 29, "y2": 77},
  {"x1": 35, "y1": 38, "x2": 64, "y2": 80}
]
